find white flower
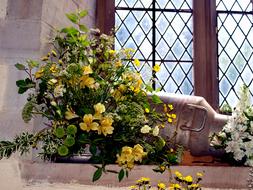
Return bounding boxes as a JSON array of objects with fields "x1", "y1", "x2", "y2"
[
  {"x1": 152, "y1": 126, "x2": 159, "y2": 136},
  {"x1": 218, "y1": 131, "x2": 226, "y2": 139},
  {"x1": 54, "y1": 84, "x2": 66, "y2": 97},
  {"x1": 245, "y1": 158, "x2": 253, "y2": 167},
  {"x1": 141, "y1": 125, "x2": 151, "y2": 134},
  {"x1": 233, "y1": 149, "x2": 245, "y2": 161}
]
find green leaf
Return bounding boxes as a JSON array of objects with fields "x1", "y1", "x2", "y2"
[
  {"x1": 125, "y1": 170, "x2": 129, "y2": 178},
  {"x1": 78, "y1": 133, "x2": 89, "y2": 143},
  {"x1": 27, "y1": 60, "x2": 39, "y2": 69},
  {"x1": 15, "y1": 63, "x2": 26, "y2": 70},
  {"x1": 92, "y1": 167, "x2": 103, "y2": 182},
  {"x1": 16, "y1": 79, "x2": 35, "y2": 94},
  {"x1": 61, "y1": 27, "x2": 79, "y2": 36},
  {"x1": 79, "y1": 24, "x2": 88, "y2": 32},
  {"x1": 118, "y1": 169, "x2": 125, "y2": 182},
  {"x1": 152, "y1": 94, "x2": 163, "y2": 104},
  {"x1": 66, "y1": 13, "x2": 79, "y2": 24},
  {"x1": 22, "y1": 100, "x2": 35, "y2": 123},
  {"x1": 145, "y1": 84, "x2": 154, "y2": 92},
  {"x1": 89, "y1": 144, "x2": 97, "y2": 155},
  {"x1": 79, "y1": 10, "x2": 88, "y2": 18}
]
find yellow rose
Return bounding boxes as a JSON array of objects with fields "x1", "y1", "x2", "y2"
[{"x1": 94, "y1": 103, "x2": 106, "y2": 114}]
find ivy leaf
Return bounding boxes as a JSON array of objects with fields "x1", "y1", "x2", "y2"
[
  {"x1": 118, "y1": 169, "x2": 125, "y2": 182},
  {"x1": 66, "y1": 13, "x2": 79, "y2": 24},
  {"x1": 92, "y1": 167, "x2": 103, "y2": 182},
  {"x1": 152, "y1": 94, "x2": 163, "y2": 104},
  {"x1": 79, "y1": 10, "x2": 88, "y2": 18},
  {"x1": 15, "y1": 63, "x2": 26, "y2": 70}
]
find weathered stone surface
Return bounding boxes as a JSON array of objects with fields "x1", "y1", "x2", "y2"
[
  {"x1": 19, "y1": 161, "x2": 250, "y2": 189},
  {"x1": 0, "y1": 0, "x2": 95, "y2": 145},
  {"x1": 0, "y1": 0, "x2": 8, "y2": 19}
]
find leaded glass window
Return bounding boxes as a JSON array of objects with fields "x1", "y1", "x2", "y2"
[
  {"x1": 115, "y1": 0, "x2": 194, "y2": 94},
  {"x1": 217, "y1": 0, "x2": 253, "y2": 107}
]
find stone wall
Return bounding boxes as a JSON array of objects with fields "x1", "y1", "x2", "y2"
[{"x1": 0, "y1": 0, "x2": 96, "y2": 141}]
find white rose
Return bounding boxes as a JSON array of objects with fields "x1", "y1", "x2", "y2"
[
  {"x1": 141, "y1": 125, "x2": 151, "y2": 134},
  {"x1": 152, "y1": 126, "x2": 159, "y2": 136}
]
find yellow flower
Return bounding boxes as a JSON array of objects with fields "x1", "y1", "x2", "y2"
[
  {"x1": 140, "y1": 125, "x2": 151, "y2": 134},
  {"x1": 171, "y1": 114, "x2": 177, "y2": 119},
  {"x1": 197, "y1": 172, "x2": 203, "y2": 177},
  {"x1": 40, "y1": 55, "x2": 49, "y2": 61},
  {"x1": 134, "y1": 59, "x2": 140, "y2": 67},
  {"x1": 168, "y1": 118, "x2": 173, "y2": 123},
  {"x1": 132, "y1": 144, "x2": 146, "y2": 162},
  {"x1": 145, "y1": 108, "x2": 150, "y2": 113},
  {"x1": 174, "y1": 171, "x2": 183, "y2": 178},
  {"x1": 94, "y1": 103, "x2": 106, "y2": 114},
  {"x1": 129, "y1": 185, "x2": 137, "y2": 190},
  {"x1": 51, "y1": 50, "x2": 57, "y2": 57},
  {"x1": 118, "y1": 84, "x2": 127, "y2": 93},
  {"x1": 65, "y1": 107, "x2": 79, "y2": 120},
  {"x1": 189, "y1": 184, "x2": 200, "y2": 188},
  {"x1": 152, "y1": 125, "x2": 159, "y2": 136},
  {"x1": 82, "y1": 65, "x2": 93, "y2": 75},
  {"x1": 116, "y1": 146, "x2": 135, "y2": 169},
  {"x1": 79, "y1": 114, "x2": 99, "y2": 132},
  {"x1": 169, "y1": 183, "x2": 181, "y2": 189},
  {"x1": 157, "y1": 182, "x2": 166, "y2": 190},
  {"x1": 109, "y1": 50, "x2": 116, "y2": 54},
  {"x1": 58, "y1": 59, "x2": 63, "y2": 65},
  {"x1": 98, "y1": 116, "x2": 114, "y2": 136},
  {"x1": 115, "y1": 60, "x2": 122, "y2": 67},
  {"x1": 80, "y1": 75, "x2": 95, "y2": 88},
  {"x1": 35, "y1": 68, "x2": 44, "y2": 79},
  {"x1": 153, "y1": 64, "x2": 160, "y2": 72},
  {"x1": 50, "y1": 64, "x2": 57, "y2": 73},
  {"x1": 184, "y1": 175, "x2": 193, "y2": 183},
  {"x1": 168, "y1": 104, "x2": 174, "y2": 110}
]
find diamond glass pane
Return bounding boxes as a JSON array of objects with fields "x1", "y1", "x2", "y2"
[
  {"x1": 115, "y1": 0, "x2": 193, "y2": 95},
  {"x1": 217, "y1": 1, "x2": 253, "y2": 107}
]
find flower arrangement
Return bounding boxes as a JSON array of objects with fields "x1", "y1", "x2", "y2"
[
  {"x1": 210, "y1": 85, "x2": 253, "y2": 166},
  {"x1": 0, "y1": 10, "x2": 179, "y2": 181},
  {"x1": 130, "y1": 170, "x2": 203, "y2": 190}
]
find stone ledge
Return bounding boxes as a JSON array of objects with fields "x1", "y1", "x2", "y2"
[{"x1": 19, "y1": 161, "x2": 250, "y2": 189}]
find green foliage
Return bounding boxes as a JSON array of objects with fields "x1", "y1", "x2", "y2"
[
  {"x1": 93, "y1": 167, "x2": 103, "y2": 182},
  {"x1": 1, "y1": 9, "x2": 179, "y2": 183},
  {"x1": 22, "y1": 99, "x2": 35, "y2": 123},
  {"x1": 0, "y1": 132, "x2": 34, "y2": 159},
  {"x1": 16, "y1": 78, "x2": 35, "y2": 94},
  {"x1": 55, "y1": 128, "x2": 65, "y2": 138},
  {"x1": 57, "y1": 145, "x2": 69, "y2": 156},
  {"x1": 118, "y1": 169, "x2": 125, "y2": 182},
  {"x1": 66, "y1": 125, "x2": 77, "y2": 135}
]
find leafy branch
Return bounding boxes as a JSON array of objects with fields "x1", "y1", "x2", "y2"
[{"x1": 0, "y1": 132, "x2": 34, "y2": 159}]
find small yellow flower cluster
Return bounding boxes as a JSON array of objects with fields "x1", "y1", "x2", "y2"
[
  {"x1": 163, "y1": 104, "x2": 176, "y2": 123},
  {"x1": 116, "y1": 144, "x2": 147, "y2": 169},
  {"x1": 79, "y1": 103, "x2": 114, "y2": 136}
]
